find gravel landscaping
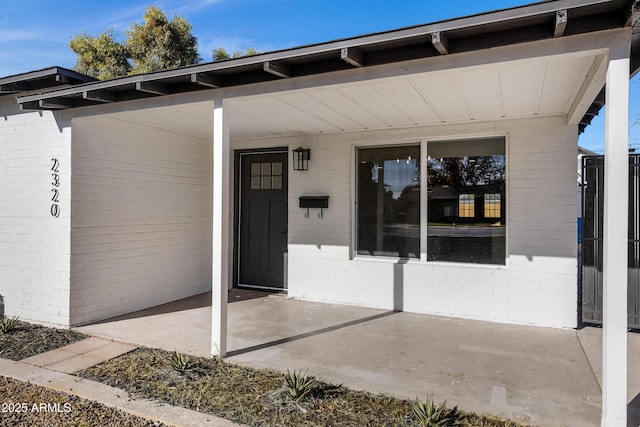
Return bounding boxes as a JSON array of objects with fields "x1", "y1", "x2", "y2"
[
  {"x1": 78, "y1": 347, "x2": 522, "y2": 427},
  {"x1": 0, "y1": 319, "x2": 86, "y2": 360},
  {"x1": 0, "y1": 319, "x2": 168, "y2": 426},
  {"x1": 0, "y1": 318, "x2": 523, "y2": 426}
]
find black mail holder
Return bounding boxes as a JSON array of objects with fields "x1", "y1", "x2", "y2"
[
  {"x1": 299, "y1": 196, "x2": 329, "y2": 209},
  {"x1": 299, "y1": 196, "x2": 329, "y2": 218}
]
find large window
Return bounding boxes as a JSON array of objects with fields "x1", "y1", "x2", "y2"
[
  {"x1": 357, "y1": 145, "x2": 420, "y2": 258},
  {"x1": 355, "y1": 138, "x2": 506, "y2": 265},
  {"x1": 427, "y1": 138, "x2": 506, "y2": 265}
]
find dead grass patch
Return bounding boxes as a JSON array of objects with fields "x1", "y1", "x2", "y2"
[
  {"x1": 0, "y1": 320, "x2": 86, "y2": 361},
  {"x1": 79, "y1": 347, "x2": 522, "y2": 427}
]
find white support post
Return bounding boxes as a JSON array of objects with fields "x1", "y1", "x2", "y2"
[
  {"x1": 420, "y1": 140, "x2": 428, "y2": 262},
  {"x1": 601, "y1": 52, "x2": 630, "y2": 426},
  {"x1": 211, "y1": 97, "x2": 230, "y2": 357}
]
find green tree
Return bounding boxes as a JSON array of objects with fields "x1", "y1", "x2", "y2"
[
  {"x1": 69, "y1": 30, "x2": 131, "y2": 80},
  {"x1": 212, "y1": 47, "x2": 259, "y2": 61},
  {"x1": 127, "y1": 6, "x2": 201, "y2": 74},
  {"x1": 69, "y1": 6, "x2": 200, "y2": 79}
]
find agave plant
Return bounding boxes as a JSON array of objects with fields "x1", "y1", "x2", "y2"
[
  {"x1": 284, "y1": 370, "x2": 316, "y2": 402},
  {"x1": 170, "y1": 350, "x2": 198, "y2": 376},
  {"x1": 0, "y1": 316, "x2": 19, "y2": 334},
  {"x1": 411, "y1": 395, "x2": 457, "y2": 427}
]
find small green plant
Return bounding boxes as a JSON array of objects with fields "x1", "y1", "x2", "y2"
[
  {"x1": 170, "y1": 350, "x2": 198, "y2": 376},
  {"x1": 0, "y1": 316, "x2": 19, "y2": 334},
  {"x1": 284, "y1": 370, "x2": 315, "y2": 402},
  {"x1": 411, "y1": 395, "x2": 458, "y2": 426}
]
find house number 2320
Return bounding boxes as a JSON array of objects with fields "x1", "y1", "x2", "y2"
[{"x1": 50, "y1": 158, "x2": 60, "y2": 218}]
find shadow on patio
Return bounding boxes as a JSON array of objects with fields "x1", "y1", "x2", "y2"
[{"x1": 74, "y1": 290, "x2": 640, "y2": 426}]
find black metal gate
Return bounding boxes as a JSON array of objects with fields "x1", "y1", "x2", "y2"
[{"x1": 581, "y1": 154, "x2": 640, "y2": 328}]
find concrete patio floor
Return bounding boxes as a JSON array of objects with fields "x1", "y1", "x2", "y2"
[{"x1": 75, "y1": 291, "x2": 640, "y2": 426}]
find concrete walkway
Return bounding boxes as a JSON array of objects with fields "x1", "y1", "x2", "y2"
[
  {"x1": 75, "y1": 291, "x2": 640, "y2": 427},
  {"x1": 1, "y1": 338, "x2": 238, "y2": 427},
  {"x1": 21, "y1": 337, "x2": 136, "y2": 373}
]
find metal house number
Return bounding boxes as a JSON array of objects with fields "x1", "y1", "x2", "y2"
[{"x1": 50, "y1": 158, "x2": 60, "y2": 218}]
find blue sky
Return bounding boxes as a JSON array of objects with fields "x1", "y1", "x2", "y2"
[{"x1": 1, "y1": 0, "x2": 637, "y2": 152}]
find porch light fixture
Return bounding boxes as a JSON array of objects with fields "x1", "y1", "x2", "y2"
[{"x1": 292, "y1": 147, "x2": 310, "y2": 171}]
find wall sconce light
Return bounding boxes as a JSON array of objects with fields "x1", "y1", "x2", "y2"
[{"x1": 292, "y1": 147, "x2": 310, "y2": 171}]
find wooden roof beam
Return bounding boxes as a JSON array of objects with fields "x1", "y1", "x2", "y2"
[
  {"x1": 0, "y1": 84, "x2": 21, "y2": 93},
  {"x1": 341, "y1": 48, "x2": 364, "y2": 67},
  {"x1": 136, "y1": 81, "x2": 168, "y2": 95},
  {"x1": 431, "y1": 32, "x2": 449, "y2": 55},
  {"x1": 83, "y1": 89, "x2": 116, "y2": 103},
  {"x1": 19, "y1": 101, "x2": 42, "y2": 110},
  {"x1": 0, "y1": 81, "x2": 32, "y2": 93},
  {"x1": 39, "y1": 98, "x2": 74, "y2": 109},
  {"x1": 263, "y1": 61, "x2": 290, "y2": 78},
  {"x1": 554, "y1": 10, "x2": 568, "y2": 38},
  {"x1": 190, "y1": 73, "x2": 221, "y2": 88}
]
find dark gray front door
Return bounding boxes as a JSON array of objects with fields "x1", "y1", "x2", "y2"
[{"x1": 238, "y1": 152, "x2": 288, "y2": 290}]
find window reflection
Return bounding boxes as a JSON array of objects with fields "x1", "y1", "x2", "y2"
[
  {"x1": 484, "y1": 194, "x2": 501, "y2": 218},
  {"x1": 427, "y1": 139, "x2": 506, "y2": 265},
  {"x1": 458, "y1": 194, "x2": 475, "y2": 218},
  {"x1": 357, "y1": 146, "x2": 420, "y2": 258}
]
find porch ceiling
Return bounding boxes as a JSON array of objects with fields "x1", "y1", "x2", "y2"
[
  {"x1": 100, "y1": 100, "x2": 215, "y2": 140},
  {"x1": 227, "y1": 53, "x2": 603, "y2": 139},
  {"x1": 111, "y1": 51, "x2": 604, "y2": 141}
]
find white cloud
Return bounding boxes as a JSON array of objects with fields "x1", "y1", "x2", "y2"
[
  {"x1": 95, "y1": 4, "x2": 149, "y2": 33},
  {"x1": 171, "y1": 0, "x2": 225, "y2": 15},
  {"x1": 0, "y1": 29, "x2": 46, "y2": 42}
]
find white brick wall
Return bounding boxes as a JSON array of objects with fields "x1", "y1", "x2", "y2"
[
  {"x1": 0, "y1": 93, "x2": 578, "y2": 329},
  {"x1": 270, "y1": 116, "x2": 578, "y2": 328},
  {"x1": 0, "y1": 99, "x2": 72, "y2": 326},
  {"x1": 70, "y1": 114, "x2": 212, "y2": 325}
]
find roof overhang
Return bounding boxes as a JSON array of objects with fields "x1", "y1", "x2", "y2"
[
  {"x1": 10, "y1": 0, "x2": 638, "y2": 136},
  {"x1": 76, "y1": 36, "x2": 610, "y2": 141},
  {"x1": 0, "y1": 67, "x2": 95, "y2": 95}
]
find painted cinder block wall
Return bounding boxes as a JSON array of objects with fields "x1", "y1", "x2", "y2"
[
  {"x1": 275, "y1": 115, "x2": 577, "y2": 328},
  {"x1": 69, "y1": 115, "x2": 213, "y2": 325},
  {"x1": 0, "y1": 93, "x2": 578, "y2": 329},
  {"x1": 0, "y1": 99, "x2": 72, "y2": 325}
]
